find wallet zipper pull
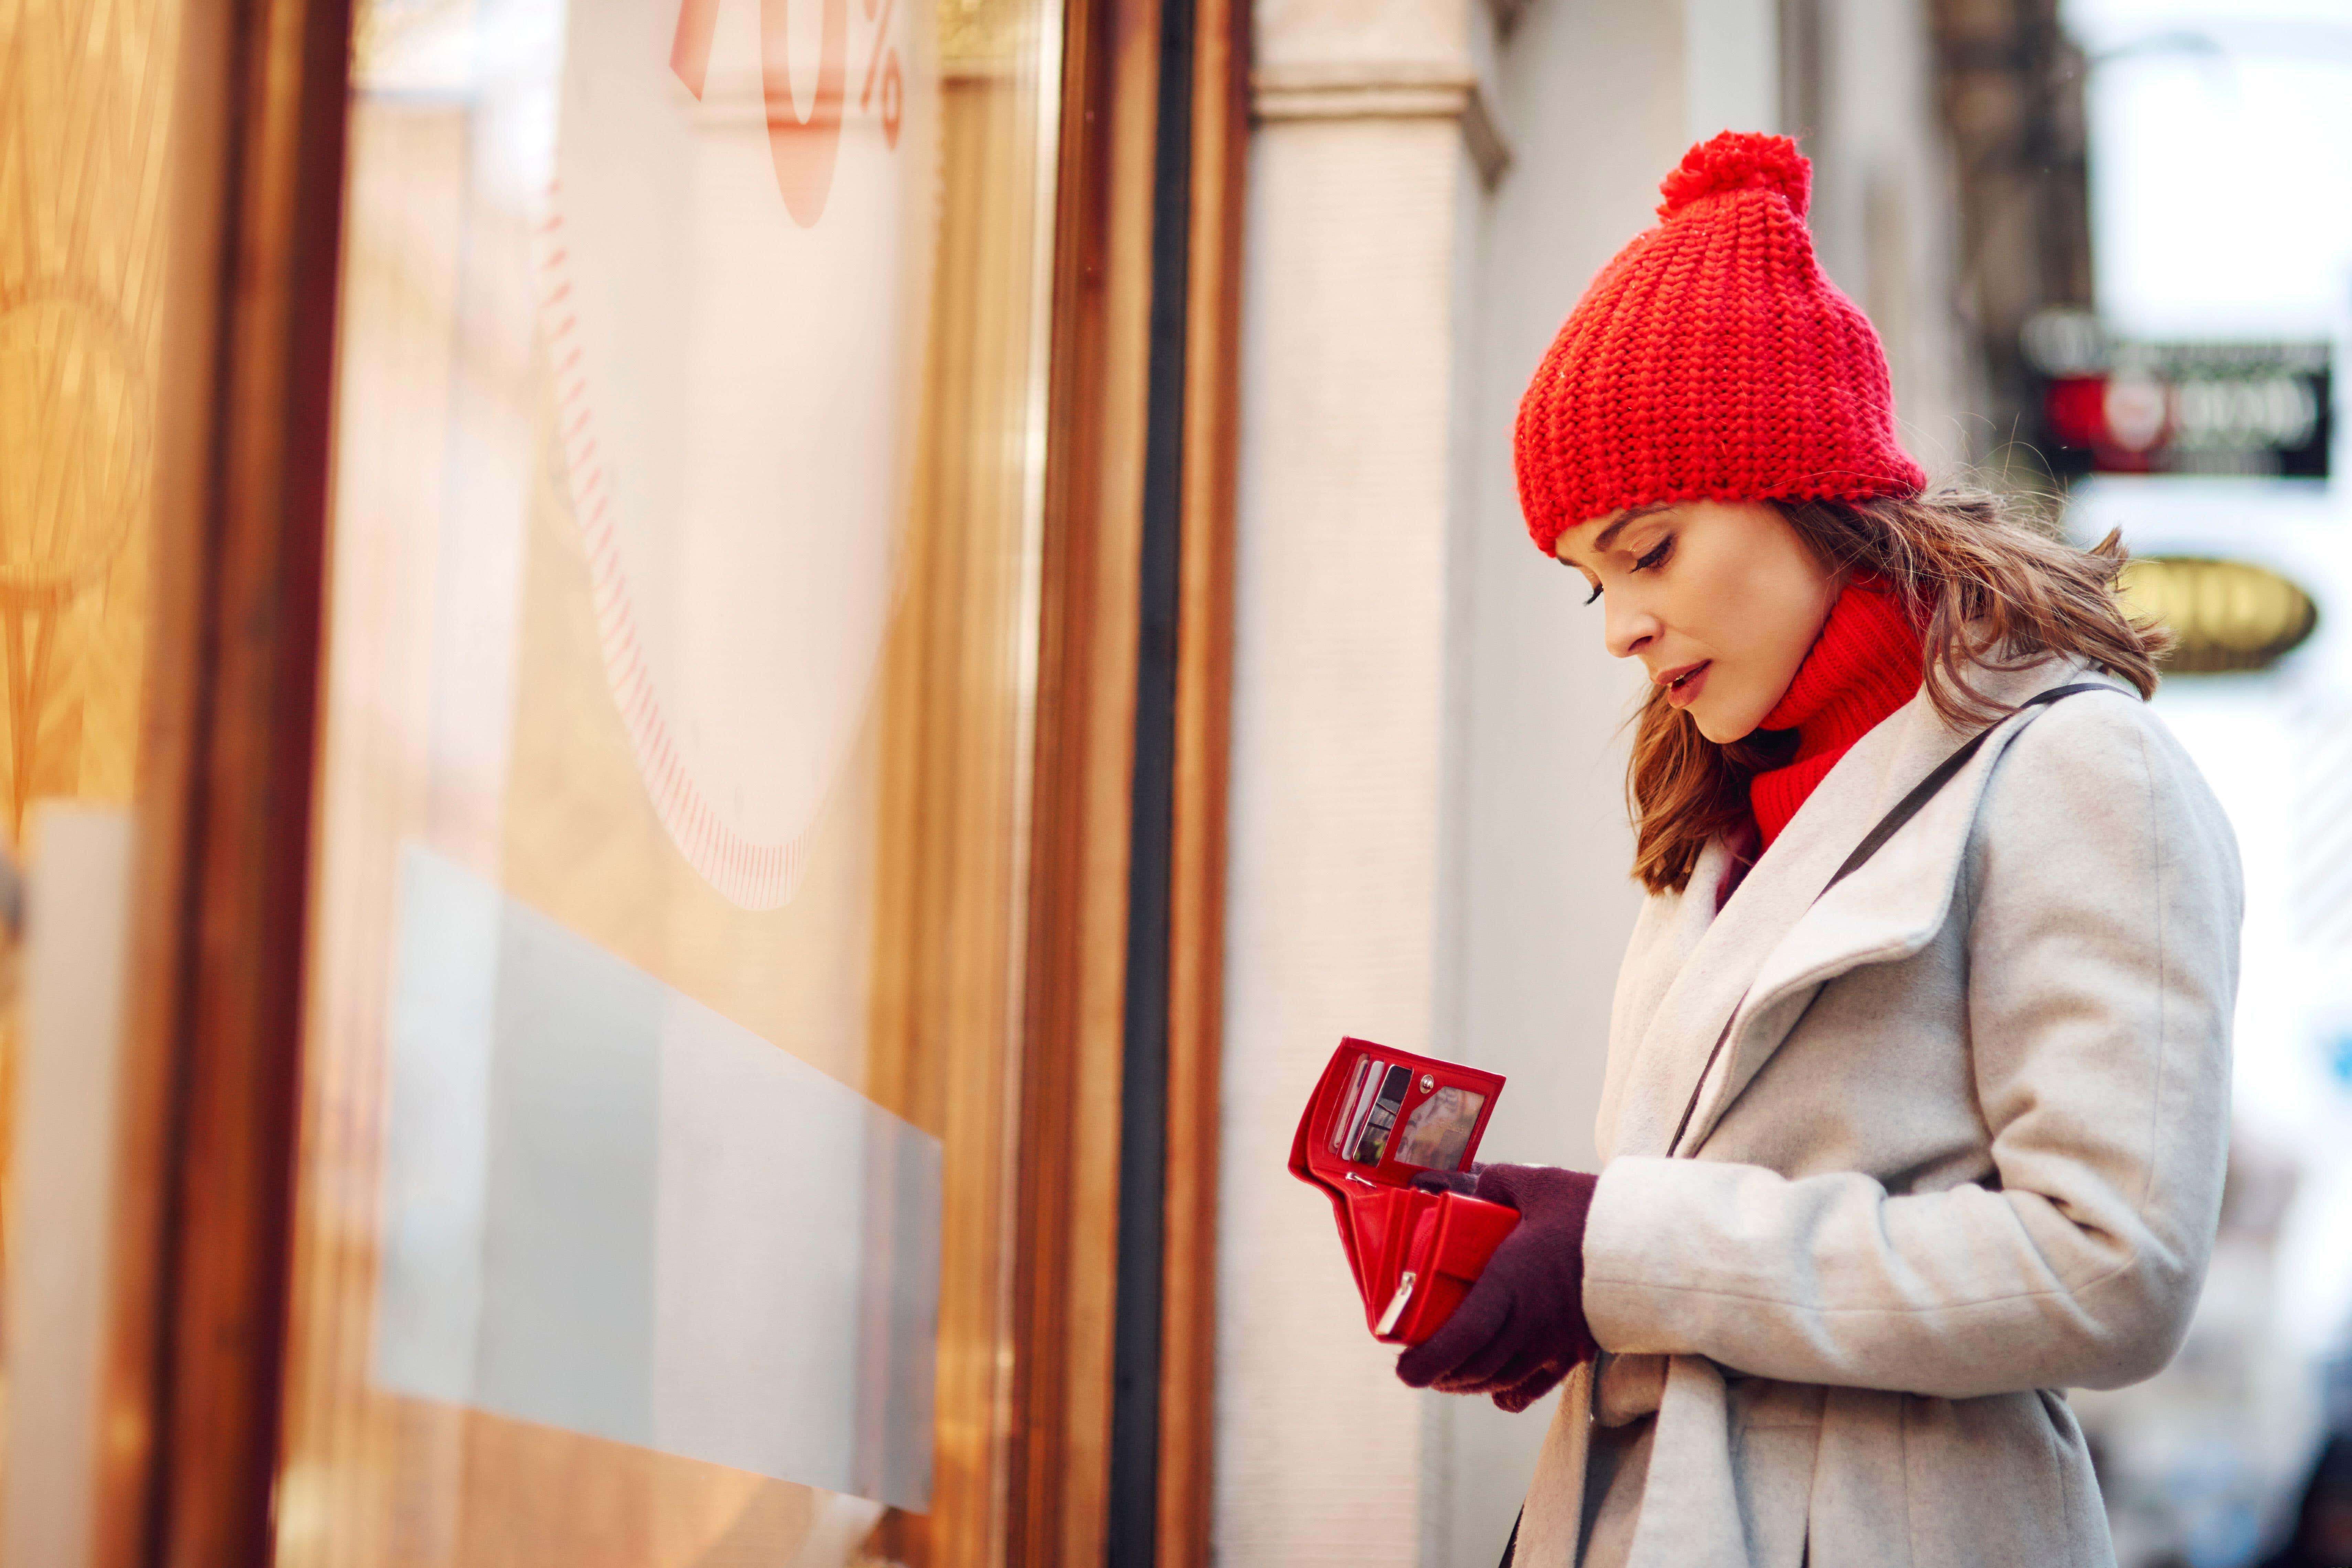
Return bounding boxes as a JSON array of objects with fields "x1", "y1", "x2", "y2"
[{"x1": 1376, "y1": 1270, "x2": 1418, "y2": 1337}]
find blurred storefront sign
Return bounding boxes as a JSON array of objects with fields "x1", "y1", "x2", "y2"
[
  {"x1": 2025, "y1": 310, "x2": 2332, "y2": 479},
  {"x1": 2116, "y1": 555, "x2": 2320, "y2": 674}
]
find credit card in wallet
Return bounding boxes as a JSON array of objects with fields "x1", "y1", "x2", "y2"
[
  {"x1": 1340, "y1": 1054, "x2": 1386, "y2": 1160},
  {"x1": 1330, "y1": 1053, "x2": 1374, "y2": 1153},
  {"x1": 1337, "y1": 1056, "x2": 1377, "y2": 1158},
  {"x1": 1349, "y1": 1063, "x2": 1412, "y2": 1164}
]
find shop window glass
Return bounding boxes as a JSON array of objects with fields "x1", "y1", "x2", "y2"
[{"x1": 278, "y1": 0, "x2": 1062, "y2": 1556}]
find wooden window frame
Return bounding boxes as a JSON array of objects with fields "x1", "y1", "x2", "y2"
[{"x1": 94, "y1": 0, "x2": 355, "y2": 1558}]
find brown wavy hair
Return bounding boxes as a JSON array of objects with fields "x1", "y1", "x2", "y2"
[{"x1": 1626, "y1": 490, "x2": 2170, "y2": 895}]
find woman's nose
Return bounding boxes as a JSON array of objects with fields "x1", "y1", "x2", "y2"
[{"x1": 1605, "y1": 598, "x2": 1658, "y2": 660}]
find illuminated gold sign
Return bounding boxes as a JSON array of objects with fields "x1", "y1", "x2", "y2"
[{"x1": 2116, "y1": 555, "x2": 2319, "y2": 674}]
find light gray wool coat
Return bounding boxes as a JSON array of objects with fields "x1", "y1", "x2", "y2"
[{"x1": 1514, "y1": 658, "x2": 2244, "y2": 1568}]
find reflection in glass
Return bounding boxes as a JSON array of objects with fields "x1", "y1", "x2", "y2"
[{"x1": 0, "y1": 0, "x2": 179, "y2": 1486}]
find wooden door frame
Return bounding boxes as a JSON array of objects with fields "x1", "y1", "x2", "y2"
[
  {"x1": 95, "y1": 0, "x2": 1247, "y2": 1550},
  {"x1": 1013, "y1": 0, "x2": 1243, "y2": 1554}
]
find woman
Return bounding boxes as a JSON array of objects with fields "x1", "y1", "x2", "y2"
[{"x1": 1396, "y1": 132, "x2": 2243, "y2": 1568}]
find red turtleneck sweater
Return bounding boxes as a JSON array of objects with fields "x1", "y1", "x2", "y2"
[{"x1": 1748, "y1": 578, "x2": 1925, "y2": 849}]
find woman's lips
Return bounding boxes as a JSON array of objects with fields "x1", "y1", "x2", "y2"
[{"x1": 1661, "y1": 661, "x2": 1711, "y2": 709}]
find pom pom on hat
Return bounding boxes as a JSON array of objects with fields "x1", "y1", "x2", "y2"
[
  {"x1": 1656, "y1": 130, "x2": 1811, "y2": 221},
  {"x1": 1512, "y1": 131, "x2": 1922, "y2": 558}
]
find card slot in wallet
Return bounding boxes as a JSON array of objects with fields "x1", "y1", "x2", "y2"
[{"x1": 1288, "y1": 1037, "x2": 1516, "y2": 1345}]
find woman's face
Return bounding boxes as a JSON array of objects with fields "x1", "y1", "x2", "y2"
[{"x1": 1554, "y1": 500, "x2": 1842, "y2": 743}]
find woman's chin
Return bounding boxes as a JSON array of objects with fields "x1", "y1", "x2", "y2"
[{"x1": 1690, "y1": 706, "x2": 1757, "y2": 745}]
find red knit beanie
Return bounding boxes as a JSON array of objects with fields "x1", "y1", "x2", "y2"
[{"x1": 1514, "y1": 131, "x2": 1926, "y2": 558}]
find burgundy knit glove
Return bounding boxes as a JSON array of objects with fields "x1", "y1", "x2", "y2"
[
  {"x1": 1393, "y1": 1163, "x2": 1599, "y2": 1412},
  {"x1": 1404, "y1": 1161, "x2": 1484, "y2": 1196}
]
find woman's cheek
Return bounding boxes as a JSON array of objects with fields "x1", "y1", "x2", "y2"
[{"x1": 1693, "y1": 664, "x2": 1774, "y2": 743}]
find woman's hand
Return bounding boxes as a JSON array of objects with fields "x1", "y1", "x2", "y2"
[{"x1": 1394, "y1": 1163, "x2": 1599, "y2": 1412}]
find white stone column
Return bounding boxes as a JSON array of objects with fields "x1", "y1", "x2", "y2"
[{"x1": 1215, "y1": 0, "x2": 1505, "y2": 1558}]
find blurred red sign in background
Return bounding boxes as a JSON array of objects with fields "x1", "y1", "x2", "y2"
[{"x1": 2025, "y1": 311, "x2": 2331, "y2": 480}]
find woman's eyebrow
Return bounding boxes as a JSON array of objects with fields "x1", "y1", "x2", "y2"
[
  {"x1": 1589, "y1": 504, "x2": 1669, "y2": 556},
  {"x1": 1557, "y1": 504, "x2": 1669, "y2": 569}
]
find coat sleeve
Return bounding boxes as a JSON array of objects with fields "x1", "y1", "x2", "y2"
[{"x1": 1578, "y1": 699, "x2": 2243, "y2": 1399}]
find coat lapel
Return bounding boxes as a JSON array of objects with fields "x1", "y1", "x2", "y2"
[
  {"x1": 1593, "y1": 842, "x2": 1724, "y2": 1159},
  {"x1": 1605, "y1": 659, "x2": 2115, "y2": 1161}
]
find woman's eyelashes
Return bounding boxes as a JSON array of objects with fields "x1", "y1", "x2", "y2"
[{"x1": 1580, "y1": 537, "x2": 1670, "y2": 605}]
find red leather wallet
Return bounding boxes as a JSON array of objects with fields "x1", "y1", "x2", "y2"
[{"x1": 1289, "y1": 1038, "x2": 1518, "y2": 1345}]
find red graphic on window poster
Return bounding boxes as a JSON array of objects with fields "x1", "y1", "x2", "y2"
[
  {"x1": 670, "y1": 0, "x2": 902, "y2": 226},
  {"x1": 532, "y1": 0, "x2": 938, "y2": 909}
]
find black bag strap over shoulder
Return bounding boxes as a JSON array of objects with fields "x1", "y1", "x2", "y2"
[
  {"x1": 1817, "y1": 681, "x2": 2112, "y2": 896},
  {"x1": 1662, "y1": 681, "x2": 2117, "y2": 1158}
]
